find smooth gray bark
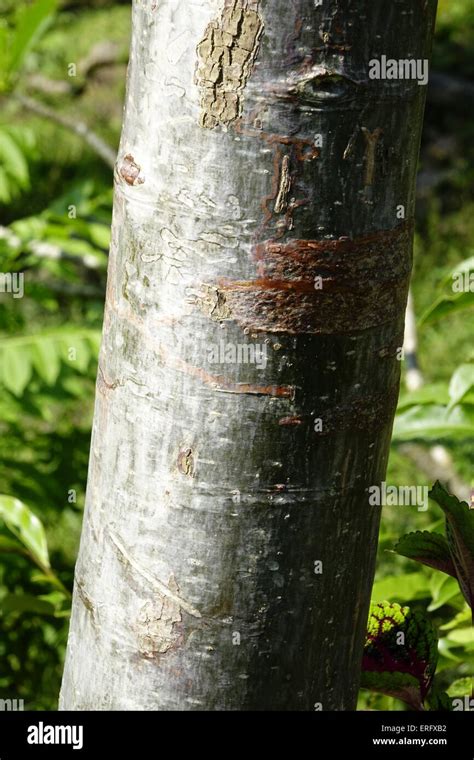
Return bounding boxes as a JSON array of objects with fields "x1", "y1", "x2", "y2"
[{"x1": 60, "y1": 0, "x2": 437, "y2": 710}]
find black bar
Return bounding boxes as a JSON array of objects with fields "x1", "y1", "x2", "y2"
[{"x1": 0, "y1": 710, "x2": 472, "y2": 757}]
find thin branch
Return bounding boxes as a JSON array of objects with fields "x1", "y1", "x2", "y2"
[
  {"x1": 398, "y1": 443, "x2": 471, "y2": 503},
  {"x1": 403, "y1": 289, "x2": 424, "y2": 392},
  {"x1": 401, "y1": 289, "x2": 470, "y2": 499},
  {"x1": 15, "y1": 93, "x2": 116, "y2": 169},
  {"x1": 78, "y1": 41, "x2": 123, "y2": 78},
  {"x1": 26, "y1": 42, "x2": 125, "y2": 96}
]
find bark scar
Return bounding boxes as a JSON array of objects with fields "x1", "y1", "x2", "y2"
[
  {"x1": 274, "y1": 154, "x2": 292, "y2": 214},
  {"x1": 108, "y1": 530, "x2": 202, "y2": 619},
  {"x1": 136, "y1": 575, "x2": 183, "y2": 657},
  {"x1": 97, "y1": 366, "x2": 124, "y2": 395},
  {"x1": 164, "y1": 348, "x2": 296, "y2": 400},
  {"x1": 234, "y1": 118, "x2": 318, "y2": 236},
  {"x1": 195, "y1": 0, "x2": 264, "y2": 129},
  {"x1": 361, "y1": 127, "x2": 383, "y2": 187},
  {"x1": 194, "y1": 223, "x2": 414, "y2": 335},
  {"x1": 75, "y1": 577, "x2": 100, "y2": 631},
  {"x1": 118, "y1": 154, "x2": 145, "y2": 186},
  {"x1": 177, "y1": 447, "x2": 195, "y2": 477}
]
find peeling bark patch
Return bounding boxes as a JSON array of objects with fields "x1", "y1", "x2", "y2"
[
  {"x1": 119, "y1": 154, "x2": 145, "y2": 186},
  {"x1": 97, "y1": 366, "x2": 123, "y2": 395},
  {"x1": 137, "y1": 575, "x2": 183, "y2": 657},
  {"x1": 274, "y1": 155, "x2": 292, "y2": 214},
  {"x1": 177, "y1": 447, "x2": 195, "y2": 477},
  {"x1": 195, "y1": 284, "x2": 232, "y2": 321},
  {"x1": 209, "y1": 223, "x2": 413, "y2": 335},
  {"x1": 196, "y1": 0, "x2": 264, "y2": 129}
]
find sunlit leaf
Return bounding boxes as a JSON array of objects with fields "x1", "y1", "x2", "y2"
[
  {"x1": 0, "y1": 494, "x2": 49, "y2": 569},
  {"x1": 448, "y1": 363, "x2": 474, "y2": 410},
  {"x1": 397, "y1": 384, "x2": 449, "y2": 411},
  {"x1": 0, "y1": 344, "x2": 32, "y2": 396},
  {"x1": 371, "y1": 572, "x2": 431, "y2": 603},
  {"x1": 428, "y1": 574, "x2": 463, "y2": 611},
  {"x1": 445, "y1": 628, "x2": 474, "y2": 649},
  {"x1": 7, "y1": 0, "x2": 59, "y2": 76},
  {"x1": 420, "y1": 291, "x2": 474, "y2": 324},
  {"x1": 446, "y1": 677, "x2": 474, "y2": 697},
  {"x1": 361, "y1": 602, "x2": 438, "y2": 710},
  {"x1": 31, "y1": 337, "x2": 61, "y2": 385},
  {"x1": 393, "y1": 404, "x2": 474, "y2": 440},
  {"x1": 0, "y1": 128, "x2": 29, "y2": 188}
]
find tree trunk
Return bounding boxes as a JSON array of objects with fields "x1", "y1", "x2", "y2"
[{"x1": 60, "y1": 0, "x2": 437, "y2": 711}]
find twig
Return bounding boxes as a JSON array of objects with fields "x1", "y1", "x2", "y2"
[
  {"x1": 15, "y1": 93, "x2": 116, "y2": 169},
  {"x1": 398, "y1": 443, "x2": 471, "y2": 503},
  {"x1": 401, "y1": 289, "x2": 470, "y2": 500},
  {"x1": 403, "y1": 289, "x2": 424, "y2": 392},
  {"x1": 78, "y1": 41, "x2": 123, "y2": 78},
  {"x1": 26, "y1": 42, "x2": 125, "y2": 96}
]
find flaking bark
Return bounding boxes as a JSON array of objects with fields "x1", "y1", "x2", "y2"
[{"x1": 60, "y1": 0, "x2": 437, "y2": 710}]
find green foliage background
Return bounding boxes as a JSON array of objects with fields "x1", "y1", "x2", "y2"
[{"x1": 0, "y1": 0, "x2": 472, "y2": 710}]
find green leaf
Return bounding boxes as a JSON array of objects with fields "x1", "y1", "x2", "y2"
[
  {"x1": 59, "y1": 336, "x2": 91, "y2": 373},
  {"x1": 0, "y1": 23, "x2": 10, "y2": 90},
  {"x1": 429, "y1": 481, "x2": 474, "y2": 609},
  {"x1": 0, "y1": 128, "x2": 29, "y2": 188},
  {"x1": 393, "y1": 404, "x2": 474, "y2": 440},
  {"x1": 426, "y1": 687, "x2": 454, "y2": 711},
  {"x1": 39, "y1": 591, "x2": 71, "y2": 617},
  {"x1": 0, "y1": 329, "x2": 101, "y2": 396},
  {"x1": 420, "y1": 291, "x2": 474, "y2": 325},
  {"x1": 439, "y1": 605, "x2": 472, "y2": 631},
  {"x1": 371, "y1": 572, "x2": 431, "y2": 603},
  {"x1": 88, "y1": 223, "x2": 110, "y2": 250},
  {"x1": 11, "y1": 215, "x2": 46, "y2": 240},
  {"x1": 448, "y1": 363, "x2": 474, "y2": 410},
  {"x1": 361, "y1": 602, "x2": 438, "y2": 710},
  {"x1": 443, "y1": 256, "x2": 474, "y2": 286},
  {"x1": 1, "y1": 593, "x2": 56, "y2": 616},
  {"x1": 446, "y1": 520, "x2": 472, "y2": 609},
  {"x1": 428, "y1": 575, "x2": 463, "y2": 611},
  {"x1": 397, "y1": 384, "x2": 450, "y2": 411},
  {"x1": 446, "y1": 678, "x2": 474, "y2": 698},
  {"x1": 394, "y1": 531, "x2": 457, "y2": 578},
  {"x1": 438, "y1": 636, "x2": 463, "y2": 663},
  {"x1": 7, "y1": 0, "x2": 59, "y2": 77},
  {"x1": 0, "y1": 534, "x2": 25, "y2": 554},
  {"x1": 445, "y1": 628, "x2": 474, "y2": 649},
  {"x1": 0, "y1": 494, "x2": 49, "y2": 569},
  {"x1": 0, "y1": 166, "x2": 11, "y2": 202},
  {"x1": 0, "y1": 344, "x2": 32, "y2": 395},
  {"x1": 31, "y1": 337, "x2": 61, "y2": 385}
]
